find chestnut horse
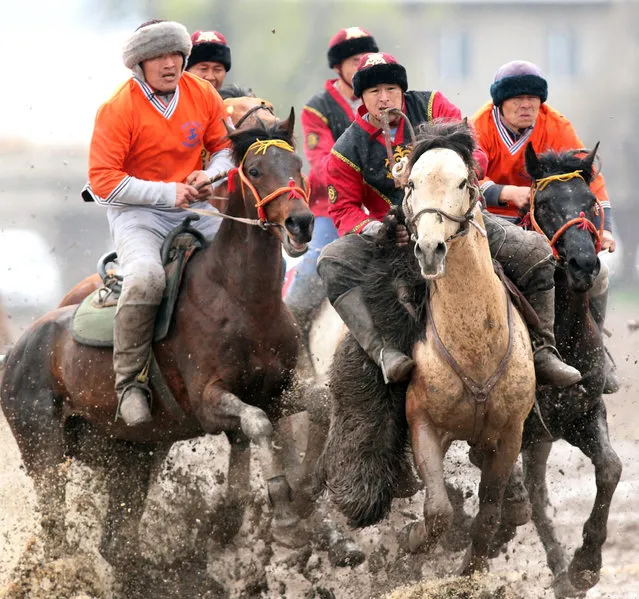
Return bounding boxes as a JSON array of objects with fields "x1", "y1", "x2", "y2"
[
  {"x1": 493, "y1": 144, "x2": 622, "y2": 598},
  {"x1": 0, "y1": 116, "x2": 317, "y2": 574},
  {"x1": 399, "y1": 122, "x2": 536, "y2": 574}
]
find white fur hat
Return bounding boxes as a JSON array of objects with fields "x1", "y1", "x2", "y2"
[{"x1": 122, "y1": 20, "x2": 192, "y2": 73}]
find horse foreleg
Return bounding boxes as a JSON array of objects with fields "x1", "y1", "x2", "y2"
[
  {"x1": 565, "y1": 408, "x2": 622, "y2": 592},
  {"x1": 199, "y1": 383, "x2": 302, "y2": 548},
  {"x1": 99, "y1": 443, "x2": 158, "y2": 570},
  {"x1": 460, "y1": 431, "x2": 521, "y2": 576},
  {"x1": 399, "y1": 406, "x2": 452, "y2": 554}
]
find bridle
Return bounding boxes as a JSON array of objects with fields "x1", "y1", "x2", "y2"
[
  {"x1": 189, "y1": 138, "x2": 310, "y2": 231},
  {"x1": 528, "y1": 170, "x2": 604, "y2": 259},
  {"x1": 403, "y1": 176, "x2": 486, "y2": 243}
]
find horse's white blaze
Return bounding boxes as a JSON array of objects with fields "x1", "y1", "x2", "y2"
[{"x1": 407, "y1": 148, "x2": 471, "y2": 278}]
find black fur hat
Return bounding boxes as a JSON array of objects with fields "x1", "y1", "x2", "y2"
[
  {"x1": 187, "y1": 30, "x2": 231, "y2": 72},
  {"x1": 352, "y1": 53, "x2": 408, "y2": 98},
  {"x1": 327, "y1": 27, "x2": 379, "y2": 68},
  {"x1": 490, "y1": 60, "x2": 548, "y2": 106}
]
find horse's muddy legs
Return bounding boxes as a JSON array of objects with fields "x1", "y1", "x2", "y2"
[
  {"x1": 565, "y1": 408, "x2": 621, "y2": 592},
  {"x1": 460, "y1": 434, "x2": 521, "y2": 576},
  {"x1": 202, "y1": 385, "x2": 303, "y2": 548},
  {"x1": 399, "y1": 413, "x2": 452, "y2": 554}
]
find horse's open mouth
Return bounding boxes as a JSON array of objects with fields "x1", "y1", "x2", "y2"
[{"x1": 283, "y1": 234, "x2": 309, "y2": 258}]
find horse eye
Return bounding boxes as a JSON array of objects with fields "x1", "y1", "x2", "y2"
[
  {"x1": 408, "y1": 180, "x2": 415, "y2": 189},
  {"x1": 248, "y1": 167, "x2": 260, "y2": 177},
  {"x1": 458, "y1": 180, "x2": 466, "y2": 190}
]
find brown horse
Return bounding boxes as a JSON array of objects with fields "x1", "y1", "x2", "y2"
[
  {"x1": 0, "y1": 115, "x2": 318, "y2": 576},
  {"x1": 398, "y1": 122, "x2": 536, "y2": 574}
]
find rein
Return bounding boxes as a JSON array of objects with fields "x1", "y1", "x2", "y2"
[
  {"x1": 528, "y1": 170, "x2": 604, "y2": 258},
  {"x1": 187, "y1": 138, "x2": 310, "y2": 230},
  {"x1": 234, "y1": 102, "x2": 276, "y2": 129},
  {"x1": 380, "y1": 108, "x2": 417, "y2": 188}
]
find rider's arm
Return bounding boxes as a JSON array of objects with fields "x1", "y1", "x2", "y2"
[
  {"x1": 301, "y1": 106, "x2": 335, "y2": 188},
  {"x1": 431, "y1": 91, "x2": 488, "y2": 178},
  {"x1": 326, "y1": 150, "x2": 373, "y2": 236},
  {"x1": 202, "y1": 88, "x2": 234, "y2": 178},
  {"x1": 88, "y1": 101, "x2": 177, "y2": 207}
]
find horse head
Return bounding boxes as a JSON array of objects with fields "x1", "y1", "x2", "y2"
[
  {"x1": 227, "y1": 107, "x2": 314, "y2": 257},
  {"x1": 525, "y1": 142, "x2": 602, "y2": 293},
  {"x1": 403, "y1": 120, "x2": 480, "y2": 279}
]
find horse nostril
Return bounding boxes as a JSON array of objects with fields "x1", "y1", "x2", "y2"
[
  {"x1": 414, "y1": 244, "x2": 423, "y2": 260},
  {"x1": 285, "y1": 214, "x2": 314, "y2": 242},
  {"x1": 435, "y1": 242, "x2": 446, "y2": 257}
]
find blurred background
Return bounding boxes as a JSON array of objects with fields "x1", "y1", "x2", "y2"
[{"x1": 1, "y1": 0, "x2": 638, "y2": 339}]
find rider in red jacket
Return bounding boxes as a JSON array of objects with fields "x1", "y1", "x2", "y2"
[{"x1": 286, "y1": 27, "x2": 380, "y2": 357}]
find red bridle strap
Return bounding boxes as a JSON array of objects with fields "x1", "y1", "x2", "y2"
[
  {"x1": 529, "y1": 170, "x2": 604, "y2": 258},
  {"x1": 235, "y1": 139, "x2": 309, "y2": 224}
]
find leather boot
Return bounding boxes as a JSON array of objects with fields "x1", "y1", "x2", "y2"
[
  {"x1": 528, "y1": 289, "x2": 582, "y2": 388},
  {"x1": 590, "y1": 291, "x2": 620, "y2": 394},
  {"x1": 333, "y1": 287, "x2": 414, "y2": 384},
  {"x1": 114, "y1": 303, "x2": 158, "y2": 426}
]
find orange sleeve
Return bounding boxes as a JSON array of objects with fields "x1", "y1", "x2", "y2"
[
  {"x1": 203, "y1": 88, "x2": 232, "y2": 155},
  {"x1": 88, "y1": 97, "x2": 134, "y2": 200}
]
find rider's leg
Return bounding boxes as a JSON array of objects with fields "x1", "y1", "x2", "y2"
[
  {"x1": 589, "y1": 262, "x2": 619, "y2": 394},
  {"x1": 110, "y1": 211, "x2": 167, "y2": 426},
  {"x1": 285, "y1": 216, "x2": 339, "y2": 354},
  {"x1": 317, "y1": 234, "x2": 413, "y2": 384},
  {"x1": 483, "y1": 211, "x2": 581, "y2": 388}
]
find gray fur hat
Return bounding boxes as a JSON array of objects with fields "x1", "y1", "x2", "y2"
[{"x1": 122, "y1": 20, "x2": 192, "y2": 75}]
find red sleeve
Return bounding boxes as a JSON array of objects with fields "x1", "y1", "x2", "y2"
[
  {"x1": 327, "y1": 150, "x2": 373, "y2": 236},
  {"x1": 203, "y1": 87, "x2": 232, "y2": 154},
  {"x1": 301, "y1": 107, "x2": 335, "y2": 189},
  {"x1": 431, "y1": 91, "x2": 487, "y2": 178}
]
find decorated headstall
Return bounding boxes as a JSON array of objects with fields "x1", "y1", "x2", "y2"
[
  {"x1": 527, "y1": 170, "x2": 604, "y2": 259},
  {"x1": 226, "y1": 139, "x2": 310, "y2": 227}
]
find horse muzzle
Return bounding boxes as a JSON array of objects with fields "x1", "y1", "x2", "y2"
[
  {"x1": 565, "y1": 253, "x2": 600, "y2": 294},
  {"x1": 414, "y1": 239, "x2": 447, "y2": 279},
  {"x1": 280, "y1": 213, "x2": 314, "y2": 258}
]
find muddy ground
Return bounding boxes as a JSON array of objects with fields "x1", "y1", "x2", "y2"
[{"x1": 0, "y1": 293, "x2": 637, "y2": 599}]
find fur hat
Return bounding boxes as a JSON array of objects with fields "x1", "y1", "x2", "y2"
[
  {"x1": 490, "y1": 60, "x2": 548, "y2": 106},
  {"x1": 327, "y1": 27, "x2": 379, "y2": 68},
  {"x1": 122, "y1": 20, "x2": 192, "y2": 78},
  {"x1": 352, "y1": 52, "x2": 408, "y2": 98},
  {"x1": 187, "y1": 30, "x2": 232, "y2": 72}
]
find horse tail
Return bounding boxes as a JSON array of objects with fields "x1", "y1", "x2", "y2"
[{"x1": 314, "y1": 335, "x2": 410, "y2": 528}]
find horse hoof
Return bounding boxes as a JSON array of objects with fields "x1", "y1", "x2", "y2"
[
  {"x1": 328, "y1": 538, "x2": 365, "y2": 568},
  {"x1": 271, "y1": 516, "x2": 306, "y2": 549},
  {"x1": 459, "y1": 546, "x2": 489, "y2": 577},
  {"x1": 398, "y1": 521, "x2": 429, "y2": 554},
  {"x1": 568, "y1": 548, "x2": 601, "y2": 591},
  {"x1": 503, "y1": 497, "x2": 532, "y2": 527},
  {"x1": 394, "y1": 470, "x2": 422, "y2": 498},
  {"x1": 553, "y1": 571, "x2": 586, "y2": 599}
]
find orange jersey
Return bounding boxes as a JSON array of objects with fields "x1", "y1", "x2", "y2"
[
  {"x1": 471, "y1": 102, "x2": 610, "y2": 223},
  {"x1": 89, "y1": 71, "x2": 230, "y2": 203}
]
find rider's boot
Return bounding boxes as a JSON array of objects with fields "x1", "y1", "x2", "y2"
[
  {"x1": 333, "y1": 287, "x2": 414, "y2": 384},
  {"x1": 528, "y1": 289, "x2": 582, "y2": 388},
  {"x1": 114, "y1": 303, "x2": 157, "y2": 426},
  {"x1": 590, "y1": 291, "x2": 620, "y2": 394}
]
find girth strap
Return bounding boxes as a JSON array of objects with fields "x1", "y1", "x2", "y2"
[{"x1": 427, "y1": 290, "x2": 515, "y2": 445}]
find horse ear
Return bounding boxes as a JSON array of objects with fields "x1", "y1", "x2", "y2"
[
  {"x1": 524, "y1": 142, "x2": 543, "y2": 180},
  {"x1": 223, "y1": 117, "x2": 236, "y2": 136},
  {"x1": 278, "y1": 107, "x2": 295, "y2": 141},
  {"x1": 581, "y1": 142, "x2": 600, "y2": 182}
]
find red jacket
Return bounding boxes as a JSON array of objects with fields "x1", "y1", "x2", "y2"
[
  {"x1": 328, "y1": 91, "x2": 488, "y2": 236},
  {"x1": 301, "y1": 79, "x2": 358, "y2": 218}
]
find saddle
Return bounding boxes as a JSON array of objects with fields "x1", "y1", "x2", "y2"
[{"x1": 72, "y1": 215, "x2": 207, "y2": 347}]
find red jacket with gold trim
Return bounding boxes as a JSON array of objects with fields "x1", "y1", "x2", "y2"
[{"x1": 327, "y1": 90, "x2": 487, "y2": 236}]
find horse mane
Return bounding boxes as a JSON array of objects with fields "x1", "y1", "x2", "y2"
[
  {"x1": 530, "y1": 149, "x2": 596, "y2": 184},
  {"x1": 227, "y1": 122, "x2": 294, "y2": 164},
  {"x1": 408, "y1": 119, "x2": 477, "y2": 174},
  {"x1": 218, "y1": 84, "x2": 255, "y2": 100}
]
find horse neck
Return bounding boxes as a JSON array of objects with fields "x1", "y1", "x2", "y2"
[
  {"x1": 429, "y1": 221, "x2": 508, "y2": 353},
  {"x1": 553, "y1": 267, "x2": 593, "y2": 349},
  {"x1": 202, "y1": 186, "x2": 284, "y2": 303}
]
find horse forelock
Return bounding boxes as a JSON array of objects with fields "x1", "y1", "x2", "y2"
[
  {"x1": 532, "y1": 150, "x2": 595, "y2": 184},
  {"x1": 409, "y1": 119, "x2": 477, "y2": 174},
  {"x1": 228, "y1": 123, "x2": 294, "y2": 165}
]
